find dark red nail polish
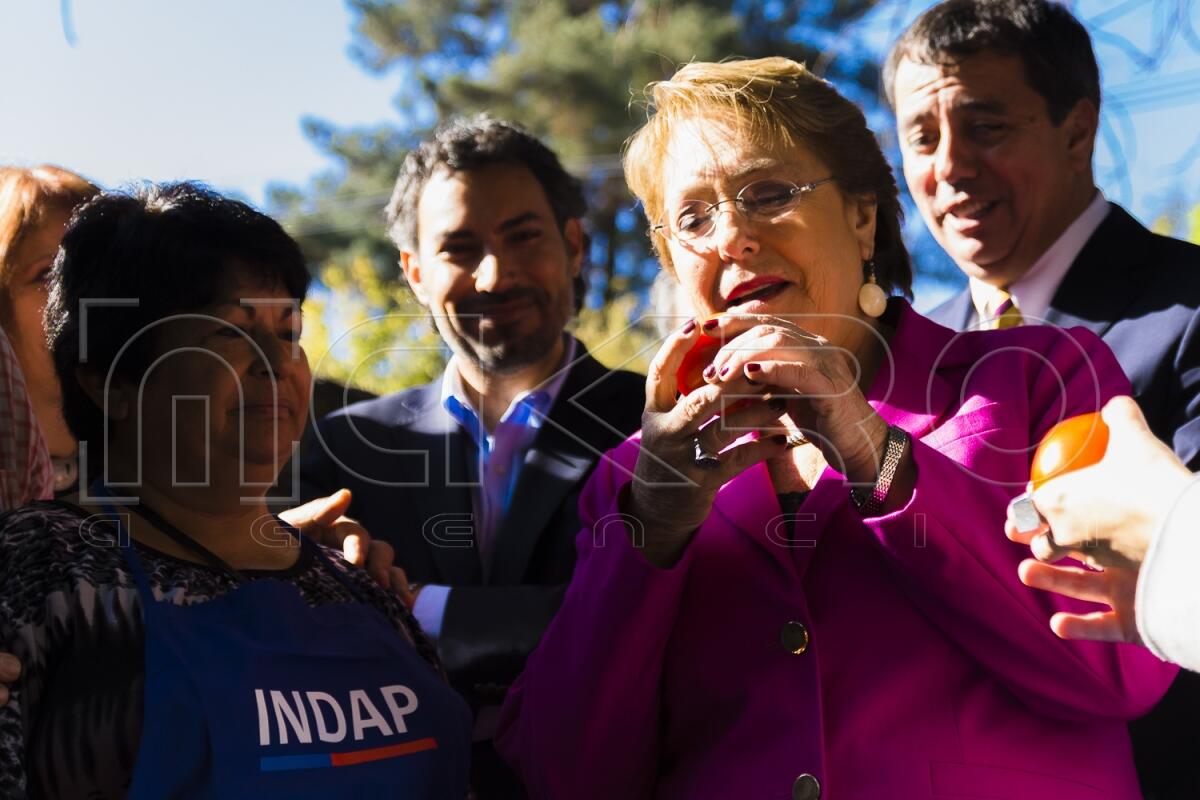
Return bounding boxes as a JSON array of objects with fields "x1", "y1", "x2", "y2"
[
  {"x1": 746, "y1": 362, "x2": 762, "y2": 373},
  {"x1": 703, "y1": 365, "x2": 717, "y2": 380},
  {"x1": 681, "y1": 319, "x2": 697, "y2": 335},
  {"x1": 719, "y1": 366, "x2": 730, "y2": 378},
  {"x1": 702, "y1": 318, "x2": 720, "y2": 331}
]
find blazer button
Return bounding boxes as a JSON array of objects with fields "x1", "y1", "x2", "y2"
[
  {"x1": 792, "y1": 773, "x2": 821, "y2": 800},
  {"x1": 780, "y1": 621, "x2": 810, "y2": 654}
]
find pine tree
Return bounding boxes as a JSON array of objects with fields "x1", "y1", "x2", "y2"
[{"x1": 274, "y1": 0, "x2": 894, "y2": 390}]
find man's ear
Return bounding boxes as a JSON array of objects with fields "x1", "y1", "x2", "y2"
[
  {"x1": 1063, "y1": 98, "x2": 1099, "y2": 173},
  {"x1": 76, "y1": 367, "x2": 131, "y2": 422},
  {"x1": 563, "y1": 218, "x2": 584, "y2": 278},
  {"x1": 399, "y1": 249, "x2": 430, "y2": 306}
]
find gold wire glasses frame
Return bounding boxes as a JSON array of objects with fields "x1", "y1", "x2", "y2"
[{"x1": 649, "y1": 177, "x2": 836, "y2": 242}]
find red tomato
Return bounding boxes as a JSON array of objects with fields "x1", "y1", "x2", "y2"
[
  {"x1": 674, "y1": 318, "x2": 760, "y2": 416},
  {"x1": 675, "y1": 324, "x2": 725, "y2": 395},
  {"x1": 1029, "y1": 412, "x2": 1109, "y2": 490}
]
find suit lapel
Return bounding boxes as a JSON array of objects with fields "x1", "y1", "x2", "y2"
[
  {"x1": 709, "y1": 461, "x2": 797, "y2": 580},
  {"x1": 1043, "y1": 204, "x2": 1146, "y2": 339},
  {"x1": 487, "y1": 344, "x2": 626, "y2": 584},
  {"x1": 705, "y1": 459, "x2": 853, "y2": 584},
  {"x1": 927, "y1": 288, "x2": 977, "y2": 332},
  {"x1": 400, "y1": 386, "x2": 483, "y2": 584},
  {"x1": 870, "y1": 303, "x2": 963, "y2": 440}
]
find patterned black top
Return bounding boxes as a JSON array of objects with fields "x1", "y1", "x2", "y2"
[{"x1": 0, "y1": 501, "x2": 437, "y2": 799}]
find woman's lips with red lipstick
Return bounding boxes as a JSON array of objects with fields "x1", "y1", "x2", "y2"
[{"x1": 724, "y1": 276, "x2": 789, "y2": 309}]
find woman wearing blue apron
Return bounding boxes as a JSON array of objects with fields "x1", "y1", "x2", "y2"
[
  {"x1": 0, "y1": 183, "x2": 472, "y2": 798},
  {"x1": 99, "y1": 485, "x2": 472, "y2": 799}
]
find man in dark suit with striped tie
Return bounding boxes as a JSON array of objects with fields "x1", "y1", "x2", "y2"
[{"x1": 886, "y1": 1, "x2": 1200, "y2": 796}]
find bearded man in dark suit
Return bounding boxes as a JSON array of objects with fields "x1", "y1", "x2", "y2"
[{"x1": 300, "y1": 117, "x2": 645, "y2": 798}]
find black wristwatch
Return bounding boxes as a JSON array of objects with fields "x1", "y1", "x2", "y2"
[{"x1": 850, "y1": 425, "x2": 910, "y2": 516}]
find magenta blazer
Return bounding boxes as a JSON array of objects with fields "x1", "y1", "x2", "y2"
[{"x1": 497, "y1": 302, "x2": 1178, "y2": 799}]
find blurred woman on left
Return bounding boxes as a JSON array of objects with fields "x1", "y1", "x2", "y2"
[
  {"x1": 0, "y1": 182, "x2": 471, "y2": 798},
  {"x1": 0, "y1": 165, "x2": 100, "y2": 493},
  {"x1": 0, "y1": 327, "x2": 52, "y2": 510}
]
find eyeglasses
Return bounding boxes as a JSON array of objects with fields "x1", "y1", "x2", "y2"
[{"x1": 650, "y1": 177, "x2": 835, "y2": 243}]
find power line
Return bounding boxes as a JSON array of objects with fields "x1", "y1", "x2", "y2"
[
  {"x1": 1110, "y1": 80, "x2": 1200, "y2": 110},
  {"x1": 1107, "y1": 68, "x2": 1200, "y2": 111},
  {"x1": 1109, "y1": 67, "x2": 1200, "y2": 96}
]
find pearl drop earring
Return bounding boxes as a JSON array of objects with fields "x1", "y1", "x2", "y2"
[{"x1": 858, "y1": 259, "x2": 887, "y2": 318}]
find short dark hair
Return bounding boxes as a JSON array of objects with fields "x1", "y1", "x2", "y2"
[
  {"x1": 385, "y1": 115, "x2": 588, "y2": 313},
  {"x1": 46, "y1": 181, "x2": 310, "y2": 452},
  {"x1": 883, "y1": 0, "x2": 1101, "y2": 124}
]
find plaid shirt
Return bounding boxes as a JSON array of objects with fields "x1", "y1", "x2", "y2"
[{"x1": 0, "y1": 328, "x2": 53, "y2": 510}]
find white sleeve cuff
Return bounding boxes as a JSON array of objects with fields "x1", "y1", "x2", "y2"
[
  {"x1": 411, "y1": 584, "x2": 452, "y2": 642},
  {"x1": 1136, "y1": 477, "x2": 1200, "y2": 672}
]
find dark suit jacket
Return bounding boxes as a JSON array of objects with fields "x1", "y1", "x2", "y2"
[
  {"x1": 927, "y1": 203, "x2": 1200, "y2": 471},
  {"x1": 927, "y1": 202, "x2": 1200, "y2": 799},
  {"x1": 299, "y1": 339, "x2": 645, "y2": 707}
]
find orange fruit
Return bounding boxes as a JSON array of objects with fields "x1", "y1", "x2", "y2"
[{"x1": 1029, "y1": 412, "x2": 1109, "y2": 490}]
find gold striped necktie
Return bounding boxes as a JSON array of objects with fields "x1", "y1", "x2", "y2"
[{"x1": 985, "y1": 289, "x2": 1023, "y2": 330}]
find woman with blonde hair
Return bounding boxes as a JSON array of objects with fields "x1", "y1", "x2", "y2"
[
  {"x1": 0, "y1": 165, "x2": 100, "y2": 491},
  {"x1": 496, "y1": 58, "x2": 1175, "y2": 799}
]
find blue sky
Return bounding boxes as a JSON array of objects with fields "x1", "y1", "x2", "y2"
[
  {"x1": 0, "y1": 0, "x2": 396, "y2": 205},
  {"x1": 2, "y1": 0, "x2": 1198, "y2": 310}
]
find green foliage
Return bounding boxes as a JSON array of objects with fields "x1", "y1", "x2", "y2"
[
  {"x1": 436, "y1": 3, "x2": 742, "y2": 158},
  {"x1": 571, "y1": 294, "x2": 658, "y2": 377},
  {"x1": 300, "y1": 255, "x2": 447, "y2": 396},
  {"x1": 298, "y1": 261, "x2": 657, "y2": 397},
  {"x1": 1150, "y1": 202, "x2": 1200, "y2": 246},
  {"x1": 275, "y1": 0, "x2": 890, "y2": 392}
]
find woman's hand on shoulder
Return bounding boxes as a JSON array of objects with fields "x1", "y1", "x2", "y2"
[
  {"x1": 629, "y1": 319, "x2": 793, "y2": 567},
  {"x1": 280, "y1": 489, "x2": 414, "y2": 605}
]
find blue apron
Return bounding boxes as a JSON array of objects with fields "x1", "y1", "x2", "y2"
[{"x1": 98, "y1": 492, "x2": 472, "y2": 799}]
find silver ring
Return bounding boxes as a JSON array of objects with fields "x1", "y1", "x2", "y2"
[{"x1": 693, "y1": 436, "x2": 721, "y2": 469}]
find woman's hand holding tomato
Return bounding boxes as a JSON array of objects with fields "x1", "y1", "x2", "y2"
[
  {"x1": 627, "y1": 314, "x2": 893, "y2": 568},
  {"x1": 695, "y1": 314, "x2": 891, "y2": 483}
]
